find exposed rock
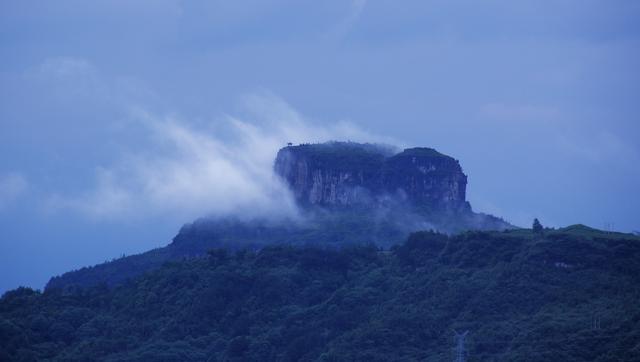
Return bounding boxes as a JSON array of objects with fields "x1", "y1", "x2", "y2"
[
  {"x1": 45, "y1": 141, "x2": 512, "y2": 291},
  {"x1": 274, "y1": 142, "x2": 470, "y2": 212}
]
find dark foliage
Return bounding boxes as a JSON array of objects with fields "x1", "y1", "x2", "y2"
[
  {"x1": 533, "y1": 218, "x2": 543, "y2": 234},
  {"x1": 46, "y1": 207, "x2": 511, "y2": 291},
  {"x1": 281, "y1": 141, "x2": 395, "y2": 169},
  {"x1": 2, "y1": 227, "x2": 639, "y2": 361}
]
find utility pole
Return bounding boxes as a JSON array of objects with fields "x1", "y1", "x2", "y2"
[
  {"x1": 603, "y1": 222, "x2": 615, "y2": 233},
  {"x1": 453, "y1": 330, "x2": 469, "y2": 362},
  {"x1": 592, "y1": 313, "x2": 601, "y2": 330}
]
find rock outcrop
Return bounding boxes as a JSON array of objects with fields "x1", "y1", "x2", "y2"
[
  {"x1": 45, "y1": 141, "x2": 511, "y2": 292},
  {"x1": 274, "y1": 142, "x2": 470, "y2": 212}
]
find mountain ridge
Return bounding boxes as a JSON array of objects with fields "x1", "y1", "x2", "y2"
[
  {"x1": 4, "y1": 227, "x2": 640, "y2": 361},
  {"x1": 44, "y1": 141, "x2": 510, "y2": 291}
]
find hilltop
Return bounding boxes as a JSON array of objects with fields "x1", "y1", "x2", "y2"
[
  {"x1": 45, "y1": 142, "x2": 510, "y2": 291},
  {"x1": 274, "y1": 142, "x2": 469, "y2": 212},
  {"x1": 2, "y1": 140, "x2": 638, "y2": 360}
]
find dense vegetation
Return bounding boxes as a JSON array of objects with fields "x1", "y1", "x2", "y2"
[
  {"x1": 282, "y1": 142, "x2": 395, "y2": 172},
  {"x1": 3, "y1": 225, "x2": 639, "y2": 361},
  {"x1": 46, "y1": 208, "x2": 509, "y2": 291},
  {"x1": 392, "y1": 147, "x2": 447, "y2": 158}
]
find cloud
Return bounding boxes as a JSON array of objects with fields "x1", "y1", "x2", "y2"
[
  {"x1": 27, "y1": 56, "x2": 156, "y2": 107},
  {"x1": 38, "y1": 57, "x2": 96, "y2": 78},
  {"x1": 324, "y1": 0, "x2": 367, "y2": 41},
  {"x1": 0, "y1": 172, "x2": 28, "y2": 210},
  {"x1": 479, "y1": 103, "x2": 561, "y2": 123},
  {"x1": 554, "y1": 130, "x2": 639, "y2": 164},
  {"x1": 46, "y1": 93, "x2": 390, "y2": 221}
]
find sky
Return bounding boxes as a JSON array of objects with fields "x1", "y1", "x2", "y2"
[{"x1": 1, "y1": 0, "x2": 639, "y2": 293}]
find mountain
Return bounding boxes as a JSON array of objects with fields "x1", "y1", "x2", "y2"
[
  {"x1": 3, "y1": 227, "x2": 639, "y2": 361},
  {"x1": 275, "y1": 142, "x2": 469, "y2": 212},
  {"x1": 45, "y1": 142, "x2": 510, "y2": 291}
]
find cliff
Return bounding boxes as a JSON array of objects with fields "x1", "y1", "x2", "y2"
[
  {"x1": 274, "y1": 142, "x2": 470, "y2": 212},
  {"x1": 44, "y1": 141, "x2": 511, "y2": 291}
]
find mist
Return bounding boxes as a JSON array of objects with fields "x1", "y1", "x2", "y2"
[
  {"x1": 1, "y1": 0, "x2": 638, "y2": 294},
  {"x1": 45, "y1": 93, "x2": 396, "y2": 222},
  {"x1": 1, "y1": 2, "x2": 639, "y2": 359}
]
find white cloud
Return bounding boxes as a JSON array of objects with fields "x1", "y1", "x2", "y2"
[
  {"x1": 0, "y1": 172, "x2": 28, "y2": 210},
  {"x1": 47, "y1": 93, "x2": 390, "y2": 221}
]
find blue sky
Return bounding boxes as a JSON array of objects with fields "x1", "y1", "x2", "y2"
[{"x1": 1, "y1": 0, "x2": 639, "y2": 293}]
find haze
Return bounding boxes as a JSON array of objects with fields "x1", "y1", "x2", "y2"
[{"x1": 1, "y1": 0, "x2": 639, "y2": 293}]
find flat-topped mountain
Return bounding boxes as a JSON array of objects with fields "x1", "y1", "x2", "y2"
[
  {"x1": 44, "y1": 141, "x2": 510, "y2": 291},
  {"x1": 275, "y1": 142, "x2": 469, "y2": 212}
]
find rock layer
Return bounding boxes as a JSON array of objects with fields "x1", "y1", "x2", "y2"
[{"x1": 274, "y1": 142, "x2": 470, "y2": 212}]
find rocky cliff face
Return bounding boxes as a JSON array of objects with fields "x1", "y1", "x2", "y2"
[
  {"x1": 45, "y1": 142, "x2": 509, "y2": 291},
  {"x1": 274, "y1": 142, "x2": 470, "y2": 212}
]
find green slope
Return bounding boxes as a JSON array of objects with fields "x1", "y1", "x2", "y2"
[
  {"x1": 2, "y1": 228, "x2": 639, "y2": 361},
  {"x1": 45, "y1": 208, "x2": 510, "y2": 291}
]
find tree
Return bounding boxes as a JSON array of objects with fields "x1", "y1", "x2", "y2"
[{"x1": 532, "y1": 218, "x2": 543, "y2": 234}]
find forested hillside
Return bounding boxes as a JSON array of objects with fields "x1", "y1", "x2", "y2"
[
  {"x1": 2, "y1": 226, "x2": 639, "y2": 361},
  {"x1": 45, "y1": 142, "x2": 512, "y2": 292},
  {"x1": 45, "y1": 208, "x2": 509, "y2": 291}
]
